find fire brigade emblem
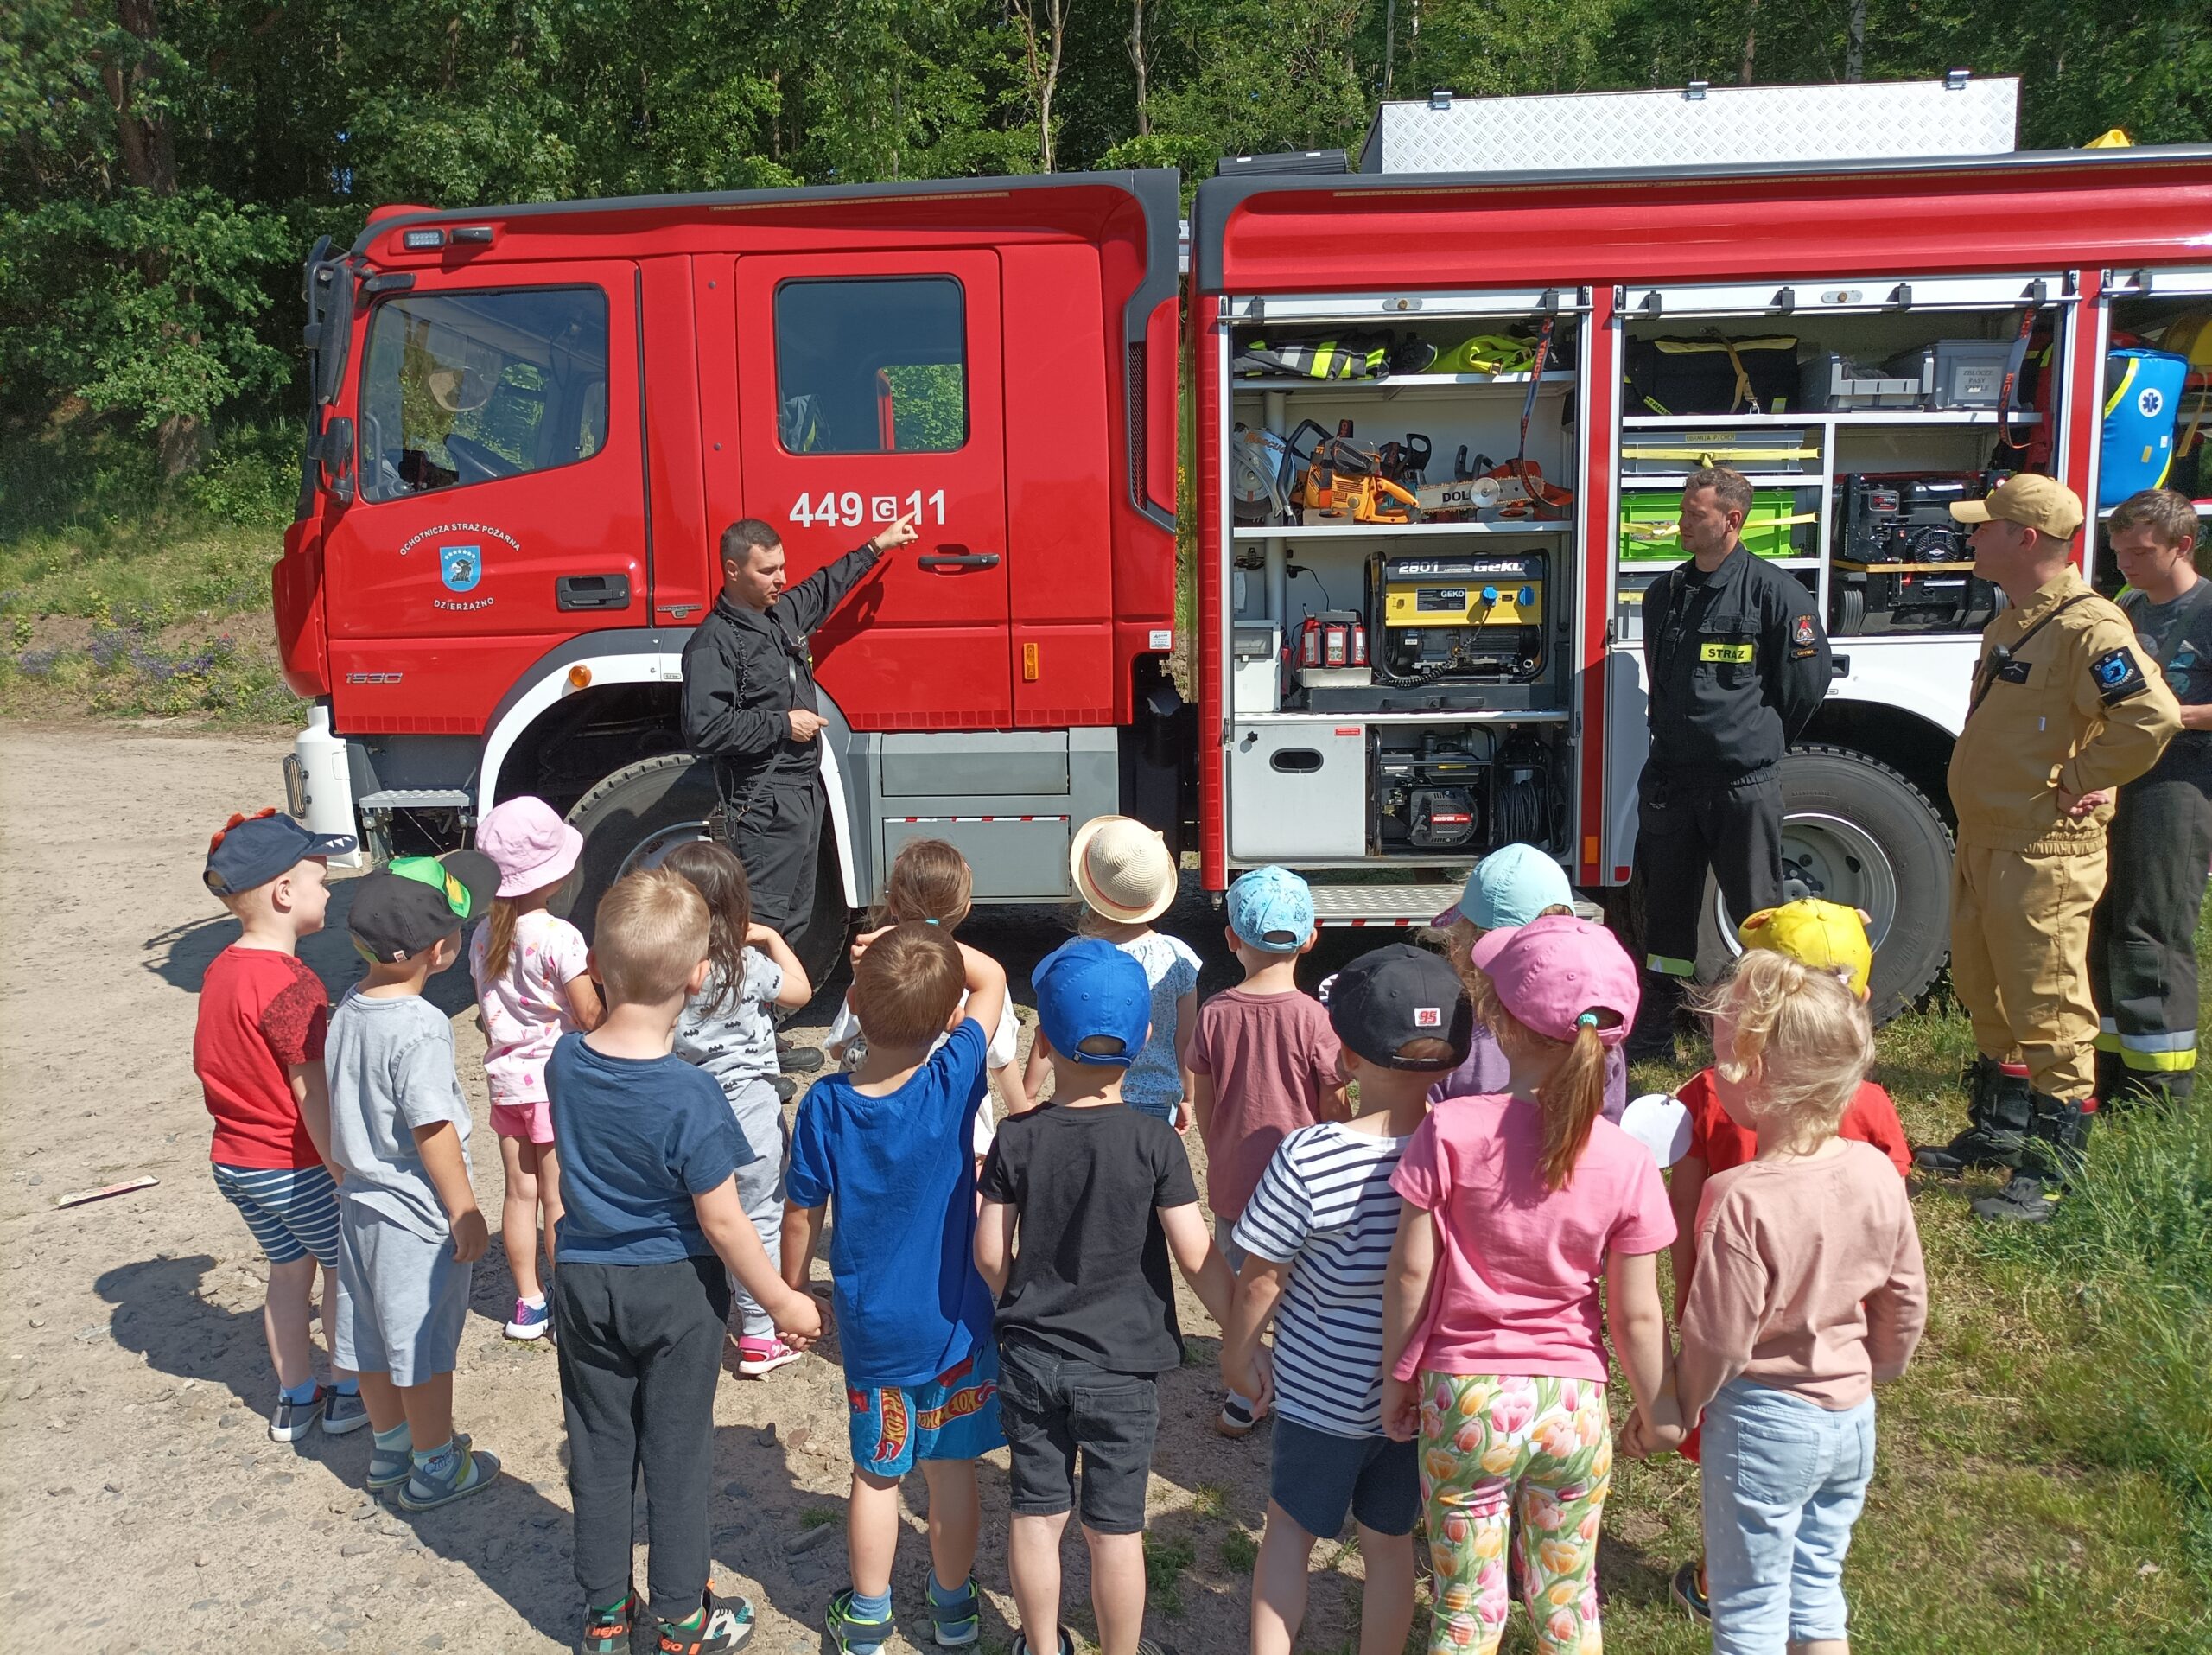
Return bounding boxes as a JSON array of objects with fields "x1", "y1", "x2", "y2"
[
  {"x1": 440, "y1": 544, "x2": 483, "y2": 594},
  {"x1": 1793, "y1": 614, "x2": 1815, "y2": 647}
]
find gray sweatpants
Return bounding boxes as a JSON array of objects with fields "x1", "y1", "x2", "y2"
[{"x1": 725, "y1": 1079, "x2": 788, "y2": 1340}]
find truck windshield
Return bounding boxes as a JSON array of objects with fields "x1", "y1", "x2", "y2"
[{"x1": 358, "y1": 286, "x2": 609, "y2": 500}]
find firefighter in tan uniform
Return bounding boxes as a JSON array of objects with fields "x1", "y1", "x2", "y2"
[{"x1": 1914, "y1": 475, "x2": 2180, "y2": 1222}]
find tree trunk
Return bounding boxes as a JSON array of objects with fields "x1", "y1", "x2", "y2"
[
  {"x1": 1383, "y1": 0, "x2": 1395, "y2": 98},
  {"x1": 1128, "y1": 0, "x2": 1148, "y2": 137},
  {"x1": 1845, "y1": 0, "x2": 1866, "y2": 82},
  {"x1": 1739, "y1": 0, "x2": 1758, "y2": 84},
  {"x1": 1010, "y1": 0, "x2": 1069, "y2": 173},
  {"x1": 102, "y1": 0, "x2": 178, "y2": 194},
  {"x1": 157, "y1": 412, "x2": 203, "y2": 479}
]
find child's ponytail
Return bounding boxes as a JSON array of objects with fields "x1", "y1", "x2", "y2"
[
  {"x1": 1465, "y1": 971, "x2": 1610, "y2": 1193},
  {"x1": 481, "y1": 896, "x2": 518, "y2": 982},
  {"x1": 1536, "y1": 1016, "x2": 1608, "y2": 1193}
]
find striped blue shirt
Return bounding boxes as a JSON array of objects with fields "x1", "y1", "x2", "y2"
[{"x1": 1232, "y1": 1121, "x2": 1408, "y2": 1437}]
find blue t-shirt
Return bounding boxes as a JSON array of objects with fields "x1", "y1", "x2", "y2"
[
  {"x1": 785, "y1": 1018, "x2": 993, "y2": 1388},
  {"x1": 545, "y1": 1033, "x2": 749, "y2": 1265}
]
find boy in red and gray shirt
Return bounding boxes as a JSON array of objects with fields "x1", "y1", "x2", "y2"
[
  {"x1": 194, "y1": 809, "x2": 365, "y2": 1442},
  {"x1": 1189, "y1": 864, "x2": 1347, "y2": 1437}
]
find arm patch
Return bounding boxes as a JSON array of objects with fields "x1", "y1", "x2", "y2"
[{"x1": 2090, "y1": 646, "x2": 2148, "y2": 706}]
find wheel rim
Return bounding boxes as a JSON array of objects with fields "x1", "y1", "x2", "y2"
[
  {"x1": 618, "y1": 818, "x2": 714, "y2": 878},
  {"x1": 1712, "y1": 811, "x2": 1900, "y2": 955}
]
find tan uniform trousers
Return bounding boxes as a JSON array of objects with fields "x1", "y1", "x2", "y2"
[{"x1": 1948, "y1": 842, "x2": 2107, "y2": 1103}]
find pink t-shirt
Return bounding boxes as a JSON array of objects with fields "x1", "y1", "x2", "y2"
[
  {"x1": 469, "y1": 910, "x2": 590, "y2": 1105},
  {"x1": 1390, "y1": 1092, "x2": 1675, "y2": 1384},
  {"x1": 1187, "y1": 986, "x2": 1342, "y2": 1221}
]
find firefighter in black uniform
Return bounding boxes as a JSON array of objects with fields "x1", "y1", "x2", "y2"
[
  {"x1": 681, "y1": 512, "x2": 918, "y2": 944},
  {"x1": 1627, "y1": 466, "x2": 1833, "y2": 1060}
]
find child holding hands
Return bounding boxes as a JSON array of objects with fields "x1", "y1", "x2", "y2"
[
  {"x1": 1641, "y1": 950, "x2": 1926, "y2": 1655},
  {"x1": 784, "y1": 923, "x2": 1011, "y2": 1655},
  {"x1": 1380, "y1": 915, "x2": 1679, "y2": 1655},
  {"x1": 471, "y1": 796, "x2": 602, "y2": 1341},
  {"x1": 976, "y1": 939, "x2": 1242, "y2": 1655},
  {"x1": 1225, "y1": 944, "x2": 1474, "y2": 1655},
  {"x1": 664, "y1": 841, "x2": 813, "y2": 1376},
  {"x1": 547, "y1": 868, "x2": 822, "y2": 1655}
]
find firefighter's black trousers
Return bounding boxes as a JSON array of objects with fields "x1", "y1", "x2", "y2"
[
  {"x1": 720, "y1": 775, "x2": 824, "y2": 939},
  {"x1": 1636, "y1": 767, "x2": 1785, "y2": 980},
  {"x1": 2090, "y1": 770, "x2": 2212, "y2": 1105}
]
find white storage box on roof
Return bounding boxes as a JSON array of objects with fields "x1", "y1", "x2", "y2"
[{"x1": 1359, "y1": 75, "x2": 2019, "y2": 174}]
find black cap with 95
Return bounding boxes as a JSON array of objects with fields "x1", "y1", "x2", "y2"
[{"x1": 1324, "y1": 943, "x2": 1473, "y2": 1071}]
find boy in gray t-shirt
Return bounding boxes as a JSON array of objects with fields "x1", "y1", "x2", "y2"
[{"x1": 327, "y1": 851, "x2": 500, "y2": 1511}]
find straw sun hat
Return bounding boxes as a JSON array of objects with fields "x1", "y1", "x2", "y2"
[{"x1": 1070, "y1": 815, "x2": 1178, "y2": 926}]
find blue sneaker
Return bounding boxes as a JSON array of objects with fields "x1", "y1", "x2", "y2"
[{"x1": 505, "y1": 1295, "x2": 553, "y2": 1340}]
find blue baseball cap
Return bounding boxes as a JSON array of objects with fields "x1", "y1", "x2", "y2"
[
  {"x1": 204, "y1": 808, "x2": 356, "y2": 898},
  {"x1": 1227, "y1": 865, "x2": 1315, "y2": 952},
  {"x1": 1433, "y1": 843, "x2": 1573, "y2": 931},
  {"x1": 1033, "y1": 938, "x2": 1151, "y2": 1068}
]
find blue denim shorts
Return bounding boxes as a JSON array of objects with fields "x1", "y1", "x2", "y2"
[
  {"x1": 1700, "y1": 1378, "x2": 1877, "y2": 1654},
  {"x1": 1269, "y1": 1416, "x2": 1418, "y2": 1539}
]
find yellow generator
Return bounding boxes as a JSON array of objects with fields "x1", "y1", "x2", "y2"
[{"x1": 1371, "y1": 553, "x2": 1548, "y2": 684}]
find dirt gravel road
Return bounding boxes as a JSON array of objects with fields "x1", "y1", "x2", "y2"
[{"x1": 0, "y1": 723, "x2": 1360, "y2": 1655}]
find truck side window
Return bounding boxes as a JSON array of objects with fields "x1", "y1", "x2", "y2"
[
  {"x1": 358, "y1": 287, "x2": 610, "y2": 501},
  {"x1": 772, "y1": 277, "x2": 966, "y2": 455}
]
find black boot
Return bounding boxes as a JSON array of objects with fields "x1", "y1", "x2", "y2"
[
  {"x1": 1914, "y1": 1057, "x2": 2031, "y2": 1175},
  {"x1": 1625, "y1": 973, "x2": 1687, "y2": 1065},
  {"x1": 1972, "y1": 1090, "x2": 2092, "y2": 1224}
]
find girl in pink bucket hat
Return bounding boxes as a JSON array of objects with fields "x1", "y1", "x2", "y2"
[
  {"x1": 469, "y1": 796, "x2": 601, "y2": 1340},
  {"x1": 1378, "y1": 914, "x2": 1683, "y2": 1654}
]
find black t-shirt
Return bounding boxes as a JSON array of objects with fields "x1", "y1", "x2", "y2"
[
  {"x1": 979, "y1": 1100, "x2": 1199, "y2": 1373},
  {"x1": 2122, "y1": 582, "x2": 2212, "y2": 783}
]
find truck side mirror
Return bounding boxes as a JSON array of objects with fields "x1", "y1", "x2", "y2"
[{"x1": 317, "y1": 417, "x2": 354, "y2": 505}]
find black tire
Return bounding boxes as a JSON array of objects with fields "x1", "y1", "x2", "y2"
[
  {"x1": 1694, "y1": 743, "x2": 1954, "y2": 1024},
  {"x1": 563, "y1": 753, "x2": 854, "y2": 989}
]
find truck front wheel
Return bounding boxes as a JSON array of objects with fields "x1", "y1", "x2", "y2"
[
  {"x1": 563, "y1": 753, "x2": 853, "y2": 990},
  {"x1": 1694, "y1": 742, "x2": 1954, "y2": 1023}
]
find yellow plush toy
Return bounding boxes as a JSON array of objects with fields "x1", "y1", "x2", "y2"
[{"x1": 1736, "y1": 898, "x2": 1873, "y2": 1000}]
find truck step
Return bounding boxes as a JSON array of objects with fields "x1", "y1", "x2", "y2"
[
  {"x1": 358, "y1": 788, "x2": 473, "y2": 811},
  {"x1": 1307, "y1": 883, "x2": 1459, "y2": 928}
]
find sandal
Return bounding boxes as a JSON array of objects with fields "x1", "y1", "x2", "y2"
[
  {"x1": 396, "y1": 1442, "x2": 500, "y2": 1511},
  {"x1": 653, "y1": 1586, "x2": 754, "y2": 1654}
]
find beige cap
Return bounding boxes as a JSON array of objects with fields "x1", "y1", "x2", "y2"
[
  {"x1": 1070, "y1": 815, "x2": 1178, "y2": 925},
  {"x1": 1949, "y1": 473, "x2": 2085, "y2": 538}
]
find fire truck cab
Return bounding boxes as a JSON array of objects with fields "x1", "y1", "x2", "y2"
[{"x1": 275, "y1": 80, "x2": 2212, "y2": 1010}]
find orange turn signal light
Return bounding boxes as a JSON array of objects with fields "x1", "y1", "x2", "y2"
[{"x1": 568, "y1": 665, "x2": 594, "y2": 689}]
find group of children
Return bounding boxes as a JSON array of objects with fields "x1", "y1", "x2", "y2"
[{"x1": 194, "y1": 796, "x2": 1929, "y2": 1655}]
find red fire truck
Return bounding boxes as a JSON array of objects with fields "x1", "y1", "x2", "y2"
[{"x1": 274, "y1": 78, "x2": 2212, "y2": 1014}]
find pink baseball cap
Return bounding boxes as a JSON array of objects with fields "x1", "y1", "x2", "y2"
[
  {"x1": 1467, "y1": 913, "x2": 1639, "y2": 1046},
  {"x1": 477, "y1": 796, "x2": 584, "y2": 898}
]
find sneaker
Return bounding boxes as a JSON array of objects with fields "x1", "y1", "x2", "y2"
[
  {"x1": 1669, "y1": 1559, "x2": 1711, "y2": 1622},
  {"x1": 1011, "y1": 1636, "x2": 1073, "y2": 1655},
  {"x1": 778, "y1": 1041, "x2": 826, "y2": 1075},
  {"x1": 654, "y1": 1586, "x2": 754, "y2": 1655},
  {"x1": 322, "y1": 1388, "x2": 371, "y2": 1435},
  {"x1": 506, "y1": 1295, "x2": 553, "y2": 1340},
  {"x1": 581, "y1": 1590, "x2": 643, "y2": 1655},
  {"x1": 826, "y1": 1588, "x2": 895, "y2": 1654},
  {"x1": 397, "y1": 1442, "x2": 501, "y2": 1511},
  {"x1": 270, "y1": 1386, "x2": 329, "y2": 1442},
  {"x1": 1971, "y1": 1172, "x2": 2063, "y2": 1225},
  {"x1": 735, "y1": 1335, "x2": 804, "y2": 1378},
  {"x1": 370, "y1": 1430, "x2": 471, "y2": 1493},
  {"x1": 1216, "y1": 1396, "x2": 1257, "y2": 1438},
  {"x1": 926, "y1": 1574, "x2": 980, "y2": 1647}
]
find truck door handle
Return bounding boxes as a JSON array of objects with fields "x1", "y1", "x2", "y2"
[
  {"x1": 556, "y1": 573, "x2": 632, "y2": 611},
  {"x1": 917, "y1": 552, "x2": 1001, "y2": 571}
]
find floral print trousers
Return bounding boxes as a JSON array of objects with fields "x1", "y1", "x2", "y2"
[{"x1": 1418, "y1": 1371, "x2": 1613, "y2": 1655}]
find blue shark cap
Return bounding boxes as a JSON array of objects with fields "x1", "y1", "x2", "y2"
[
  {"x1": 1434, "y1": 843, "x2": 1573, "y2": 932},
  {"x1": 1033, "y1": 938, "x2": 1152, "y2": 1067},
  {"x1": 1226, "y1": 865, "x2": 1315, "y2": 953}
]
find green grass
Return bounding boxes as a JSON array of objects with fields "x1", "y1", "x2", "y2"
[
  {"x1": 1219, "y1": 1527, "x2": 1260, "y2": 1573},
  {"x1": 1144, "y1": 1530, "x2": 1197, "y2": 1616},
  {"x1": 798, "y1": 1505, "x2": 839, "y2": 1531},
  {"x1": 0, "y1": 417, "x2": 302, "y2": 725}
]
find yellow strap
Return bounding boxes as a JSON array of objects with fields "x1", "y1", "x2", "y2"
[
  {"x1": 1623, "y1": 446, "x2": 1821, "y2": 461},
  {"x1": 1721, "y1": 339, "x2": 1753, "y2": 413}
]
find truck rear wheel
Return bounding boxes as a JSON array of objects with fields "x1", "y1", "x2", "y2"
[
  {"x1": 1694, "y1": 742, "x2": 1954, "y2": 1023},
  {"x1": 563, "y1": 753, "x2": 853, "y2": 990}
]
